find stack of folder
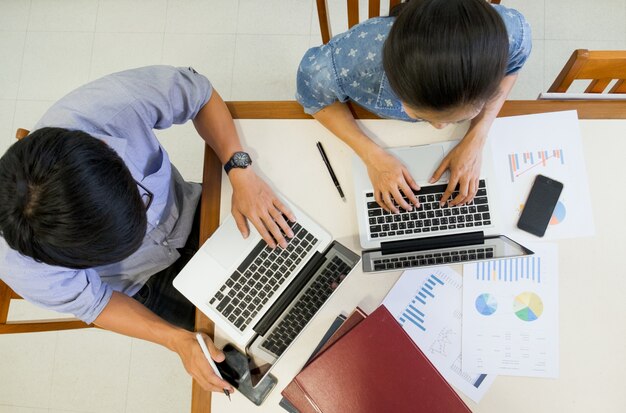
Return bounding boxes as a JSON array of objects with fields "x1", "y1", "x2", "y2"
[{"x1": 280, "y1": 305, "x2": 472, "y2": 413}]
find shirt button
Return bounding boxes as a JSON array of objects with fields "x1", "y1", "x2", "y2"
[{"x1": 162, "y1": 240, "x2": 168, "y2": 246}]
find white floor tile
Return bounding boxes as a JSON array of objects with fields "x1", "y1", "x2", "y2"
[
  {"x1": 89, "y1": 32, "x2": 164, "y2": 80},
  {"x1": 544, "y1": 39, "x2": 626, "y2": 91},
  {"x1": 232, "y1": 35, "x2": 311, "y2": 100},
  {"x1": 162, "y1": 33, "x2": 237, "y2": 99},
  {"x1": 96, "y1": 0, "x2": 167, "y2": 33},
  {"x1": 0, "y1": 0, "x2": 31, "y2": 32},
  {"x1": 124, "y1": 339, "x2": 191, "y2": 413},
  {"x1": 49, "y1": 329, "x2": 131, "y2": 413},
  {"x1": 166, "y1": 0, "x2": 239, "y2": 34},
  {"x1": 0, "y1": 406, "x2": 48, "y2": 413},
  {"x1": 18, "y1": 32, "x2": 93, "y2": 101},
  {"x1": 237, "y1": 0, "x2": 313, "y2": 35},
  {"x1": 0, "y1": 100, "x2": 16, "y2": 155},
  {"x1": 13, "y1": 100, "x2": 54, "y2": 132},
  {"x1": 546, "y1": 0, "x2": 626, "y2": 41},
  {"x1": 155, "y1": 122, "x2": 205, "y2": 183},
  {"x1": 28, "y1": 0, "x2": 98, "y2": 32},
  {"x1": 0, "y1": 332, "x2": 57, "y2": 409},
  {"x1": 509, "y1": 40, "x2": 545, "y2": 99},
  {"x1": 6, "y1": 300, "x2": 76, "y2": 322},
  {"x1": 0, "y1": 32, "x2": 26, "y2": 99}
]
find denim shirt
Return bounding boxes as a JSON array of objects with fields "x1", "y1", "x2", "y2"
[{"x1": 296, "y1": 4, "x2": 532, "y2": 120}]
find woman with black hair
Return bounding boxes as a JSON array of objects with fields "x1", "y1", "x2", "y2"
[{"x1": 297, "y1": 0, "x2": 531, "y2": 212}]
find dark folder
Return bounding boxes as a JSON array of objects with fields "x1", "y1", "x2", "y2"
[{"x1": 281, "y1": 305, "x2": 472, "y2": 413}]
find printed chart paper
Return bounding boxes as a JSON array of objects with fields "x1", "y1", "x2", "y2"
[
  {"x1": 383, "y1": 267, "x2": 495, "y2": 402},
  {"x1": 488, "y1": 111, "x2": 594, "y2": 241},
  {"x1": 462, "y1": 243, "x2": 559, "y2": 378}
]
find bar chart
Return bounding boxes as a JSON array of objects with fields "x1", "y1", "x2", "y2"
[
  {"x1": 507, "y1": 149, "x2": 565, "y2": 183},
  {"x1": 473, "y1": 256, "x2": 542, "y2": 283}
]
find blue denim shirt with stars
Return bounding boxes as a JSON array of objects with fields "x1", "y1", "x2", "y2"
[{"x1": 296, "y1": 4, "x2": 532, "y2": 120}]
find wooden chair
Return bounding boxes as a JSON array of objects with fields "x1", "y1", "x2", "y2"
[
  {"x1": 316, "y1": 0, "x2": 500, "y2": 44},
  {"x1": 0, "y1": 128, "x2": 92, "y2": 334},
  {"x1": 548, "y1": 49, "x2": 626, "y2": 94}
]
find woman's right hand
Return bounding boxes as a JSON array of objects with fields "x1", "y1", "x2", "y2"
[{"x1": 364, "y1": 145, "x2": 420, "y2": 213}]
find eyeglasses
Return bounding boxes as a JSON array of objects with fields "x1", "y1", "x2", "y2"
[{"x1": 135, "y1": 180, "x2": 153, "y2": 210}]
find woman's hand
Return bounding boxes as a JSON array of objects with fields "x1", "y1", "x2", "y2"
[
  {"x1": 365, "y1": 145, "x2": 420, "y2": 213},
  {"x1": 228, "y1": 168, "x2": 296, "y2": 248},
  {"x1": 430, "y1": 132, "x2": 484, "y2": 206}
]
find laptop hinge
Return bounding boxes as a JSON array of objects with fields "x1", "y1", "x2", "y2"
[
  {"x1": 252, "y1": 251, "x2": 325, "y2": 337},
  {"x1": 379, "y1": 231, "x2": 485, "y2": 255}
]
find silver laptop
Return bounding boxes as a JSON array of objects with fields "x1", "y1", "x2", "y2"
[
  {"x1": 352, "y1": 141, "x2": 532, "y2": 272},
  {"x1": 173, "y1": 197, "x2": 359, "y2": 379}
]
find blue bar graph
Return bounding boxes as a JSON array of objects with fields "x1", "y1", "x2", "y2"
[
  {"x1": 474, "y1": 256, "x2": 542, "y2": 283},
  {"x1": 399, "y1": 273, "x2": 446, "y2": 332}
]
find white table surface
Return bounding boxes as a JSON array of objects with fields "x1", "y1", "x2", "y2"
[{"x1": 212, "y1": 117, "x2": 626, "y2": 413}]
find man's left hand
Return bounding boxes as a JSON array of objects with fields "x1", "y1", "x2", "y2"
[{"x1": 228, "y1": 168, "x2": 296, "y2": 248}]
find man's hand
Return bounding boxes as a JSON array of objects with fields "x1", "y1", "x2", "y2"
[
  {"x1": 229, "y1": 168, "x2": 296, "y2": 248},
  {"x1": 365, "y1": 145, "x2": 420, "y2": 213},
  {"x1": 173, "y1": 331, "x2": 235, "y2": 393},
  {"x1": 430, "y1": 133, "x2": 484, "y2": 206}
]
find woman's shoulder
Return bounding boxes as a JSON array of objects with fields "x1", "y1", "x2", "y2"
[{"x1": 491, "y1": 4, "x2": 530, "y2": 38}]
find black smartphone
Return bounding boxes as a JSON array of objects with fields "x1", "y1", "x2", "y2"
[
  {"x1": 216, "y1": 344, "x2": 277, "y2": 406},
  {"x1": 517, "y1": 174, "x2": 564, "y2": 237}
]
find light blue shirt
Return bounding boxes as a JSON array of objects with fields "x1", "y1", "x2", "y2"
[
  {"x1": 0, "y1": 66, "x2": 211, "y2": 323},
  {"x1": 296, "y1": 4, "x2": 532, "y2": 119}
]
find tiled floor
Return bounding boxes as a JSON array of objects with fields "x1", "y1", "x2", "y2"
[{"x1": 0, "y1": 1, "x2": 625, "y2": 412}]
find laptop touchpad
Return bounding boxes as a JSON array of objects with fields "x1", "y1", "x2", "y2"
[
  {"x1": 201, "y1": 216, "x2": 259, "y2": 270},
  {"x1": 390, "y1": 145, "x2": 445, "y2": 182}
]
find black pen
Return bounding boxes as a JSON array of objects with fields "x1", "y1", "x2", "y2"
[{"x1": 316, "y1": 141, "x2": 345, "y2": 201}]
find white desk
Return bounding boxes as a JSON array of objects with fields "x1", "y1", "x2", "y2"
[{"x1": 209, "y1": 117, "x2": 626, "y2": 412}]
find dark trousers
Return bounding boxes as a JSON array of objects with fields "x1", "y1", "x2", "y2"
[{"x1": 132, "y1": 204, "x2": 200, "y2": 332}]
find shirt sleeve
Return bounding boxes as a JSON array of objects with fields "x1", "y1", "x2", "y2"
[
  {"x1": 108, "y1": 65, "x2": 214, "y2": 130},
  {"x1": 500, "y1": 7, "x2": 533, "y2": 75},
  {"x1": 296, "y1": 44, "x2": 349, "y2": 115},
  {"x1": 36, "y1": 66, "x2": 214, "y2": 135},
  {"x1": 0, "y1": 256, "x2": 113, "y2": 325}
]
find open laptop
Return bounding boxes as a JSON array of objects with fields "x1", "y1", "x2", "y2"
[
  {"x1": 353, "y1": 141, "x2": 533, "y2": 272},
  {"x1": 173, "y1": 198, "x2": 359, "y2": 384}
]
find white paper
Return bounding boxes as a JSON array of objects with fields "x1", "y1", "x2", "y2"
[
  {"x1": 382, "y1": 267, "x2": 496, "y2": 403},
  {"x1": 488, "y1": 111, "x2": 594, "y2": 241},
  {"x1": 462, "y1": 243, "x2": 559, "y2": 378}
]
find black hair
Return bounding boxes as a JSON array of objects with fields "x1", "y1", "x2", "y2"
[
  {"x1": 383, "y1": 0, "x2": 509, "y2": 113},
  {"x1": 0, "y1": 127, "x2": 147, "y2": 269}
]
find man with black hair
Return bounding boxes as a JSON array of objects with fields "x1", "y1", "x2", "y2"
[{"x1": 0, "y1": 66, "x2": 294, "y2": 393}]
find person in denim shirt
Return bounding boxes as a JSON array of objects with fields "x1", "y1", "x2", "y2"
[{"x1": 297, "y1": 0, "x2": 531, "y2": 212}]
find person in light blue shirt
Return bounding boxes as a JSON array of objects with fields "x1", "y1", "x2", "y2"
[
  {"x1": 297, "y1": 0, "x2": 531, "y2": 212},
  {"x1": 0, "y1": 66, "x2": 295, "y2": 394}
]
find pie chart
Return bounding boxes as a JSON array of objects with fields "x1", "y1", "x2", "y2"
[
  {"x1": 549, "y1": 201, "x2": 566, "y2": 225},
  {"x1": 475, "y1": 293, "x2": 498, "y2": 316},
  {"x1": 513, "y1": 292, "x2": 543, "y2": 321}
]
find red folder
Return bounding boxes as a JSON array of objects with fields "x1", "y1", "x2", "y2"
[{"x1": 281, "y1": 305, "x2": 472, "y2": 413}]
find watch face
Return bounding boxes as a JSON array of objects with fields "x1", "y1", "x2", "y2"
[{"x1": 232, "y1": 152, "x2": 252, "y2": 167}]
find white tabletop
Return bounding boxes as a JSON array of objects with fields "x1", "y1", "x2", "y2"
[{"x1": 212, "y1": 117, "x2": 626, "y2": 412}]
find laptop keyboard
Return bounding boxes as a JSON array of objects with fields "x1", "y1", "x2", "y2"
[
  {"x1": 208, "y1": 221, "x2": 318, "y2": 332},
  {"x1": 366, "y1": 180, "x2": 492, "y2": 240},
  {"x1": 373, "y1": 247, "x2": 494, "y2": 271},
  {"x1": 260, "y1": 256, "x2": 352, "y2": 357}
]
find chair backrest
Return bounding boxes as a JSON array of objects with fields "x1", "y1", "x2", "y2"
[
  {"x1": 0, "y1": 128, "x2": 92, "y2": 334},
  {"x1": 548, "y1": 49, "x2": 626, "y2": 94},
  {"x1": 316, "y1": 0, "x2": 500, "y2": 44}
]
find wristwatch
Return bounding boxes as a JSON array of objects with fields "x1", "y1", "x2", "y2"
[{"x1": 224, "y1": 151, "x2": 252, "y2": 174}]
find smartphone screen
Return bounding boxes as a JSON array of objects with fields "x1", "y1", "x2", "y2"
[{"x1": 517, "y1": 174, "x2": 564, "y2": 237}]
